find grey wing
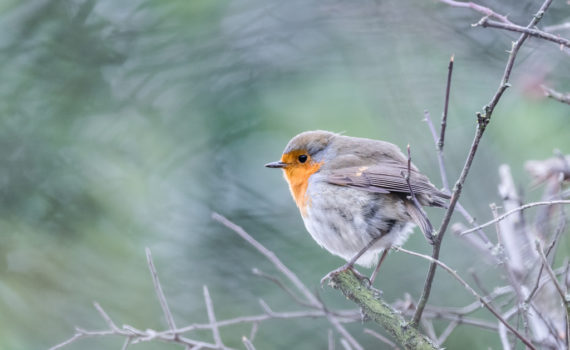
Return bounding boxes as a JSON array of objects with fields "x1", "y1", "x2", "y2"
[{"x1": 326, "y1": 162, "x2": 449, "y2": 207}]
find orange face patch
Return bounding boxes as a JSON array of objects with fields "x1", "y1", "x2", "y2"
[{"x1": 280, "y1": 150, "x2": 322, "y2": 216}]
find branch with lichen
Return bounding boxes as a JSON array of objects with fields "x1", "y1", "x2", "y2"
[{"x1": 330, "y1": 270, "x2": 439, "y2": 350}]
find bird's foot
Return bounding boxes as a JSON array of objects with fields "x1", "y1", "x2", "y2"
[{"x1": 320, "y1": 264, "x2": 369, "y2": 286}]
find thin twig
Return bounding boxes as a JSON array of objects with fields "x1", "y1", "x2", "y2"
[
  {"x1": 424, "y1": 110, "x2": 449, "y2": 192},
  {"x1": 363, "y1": 328, "x2": 400, "y2": 349},
  {"x1": 328, "y1": 329, "x2": 335, "y2": 350},
  {"x1": 395, "y1": 247, "x2": 536, "y2": 349},
  {"x1": 536, "y1": 241, "x2": 570, "y2": 345},
  {"x1": 212, "y1": 213, "x2": 320, "y2": 307},
  {"x1": 146, "y1": 248, "x2": 177, "y2": 331},
  {"x1": 438, "y1": 0, "x2": 513, "y2": 25},
  {"x1": 203, "y1": 286, "x2": 225, "y2": 348},
  {"x1": 340, "y1": 338, "x2": 353, "y2": 350},
  {"x1": 121, "y1": 337, "x2": 131, "y2": 350},
  {"x1": 212, "y1": 212, "x2": 364, "y2": 350},
  {"x1": 460, "y1": 200, "x2": 570, "y2": 235},
  {"x1": 93, "y1": 302, "x2": 119, "y2": 331},
  {"x1": 403, "y1": 145, "x2": 434, "y2": 241},
  {"x1": 544, "y1": 22, "x2": 570, "y2": 32},
  {"x1": 251, "y1": 268, "x2": 315, "y2": 308},
  {"x1": 242, "y1": 336, "x2": 256, "y2": 350},
  {"x1": 439, "y1": 55, "x2": 454, "y2": 161},
  {"x1": 541, "y1": 86, "x2": 570, "y2": 105},
  {"x1": 424, "y1": 111, "x2": 490, "y2": 244},
  {"x1": 436, "y1": 321, "x2": 458, "y2": 346},
  {"x1": 249, "y1": 322, "x2": 259, "y2": 342}
]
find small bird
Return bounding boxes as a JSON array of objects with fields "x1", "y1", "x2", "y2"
[{"x1": 265, "y1": 130, "x2": 449, "y2": 284}]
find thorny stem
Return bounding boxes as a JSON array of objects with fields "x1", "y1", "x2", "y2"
[{"x1": 411, "y1": 0, "x2": 554, "y2": 330}]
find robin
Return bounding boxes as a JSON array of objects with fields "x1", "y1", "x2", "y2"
[{"x1": 265, "y1": 130, "x2": 449, "y2": 284}]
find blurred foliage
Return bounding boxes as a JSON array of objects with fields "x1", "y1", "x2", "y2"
[{"x1": 0, "y1": 0, "x2": 568, "y2": 349}]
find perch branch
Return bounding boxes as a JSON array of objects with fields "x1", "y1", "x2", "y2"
[{"x1": 329, "y1": 270, "x2": 438, "y2": 350}]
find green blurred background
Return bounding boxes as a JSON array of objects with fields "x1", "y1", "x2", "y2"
[{"x1": 1, "y1": 0, "x2": 568, "y2": 349}]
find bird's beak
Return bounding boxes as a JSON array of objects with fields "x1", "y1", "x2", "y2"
[{"x1": 265, "y1": 161, "x2": 287, "y2": 169}]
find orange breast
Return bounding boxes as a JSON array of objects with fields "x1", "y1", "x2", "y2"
[{"x1": 283, "y1": 162, "x2": 322, "y2": 217}]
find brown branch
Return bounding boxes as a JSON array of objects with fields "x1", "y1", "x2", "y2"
[
  {"x1": 411, "y1": 0, "x2": 553, "y2": 327},
  {"x1": 439, "y1": 55, "x2": 454, "y2": 161}
]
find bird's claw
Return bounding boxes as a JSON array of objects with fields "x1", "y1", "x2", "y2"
[{"x1": 320, "y1": 265, "x2": 369, "y2": 287}]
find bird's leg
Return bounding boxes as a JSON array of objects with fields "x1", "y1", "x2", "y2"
[
  {"x1": 321, "y1": 235, "x2": 382, "y2": 286},
  {"x1": 369, "y1": 249, "x2": 389, "y2": 285}
]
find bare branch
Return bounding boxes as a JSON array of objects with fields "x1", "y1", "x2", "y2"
[
  {"x1": 146, "y1": 248, "x2": 177, "y2": 331},
  {"x1": 212, "y1": 212, "x2": 364, "y2": 350},
  {"x1": 475, "y1": 17, "x2": 570, "y2": 48},
  {"x1": 436, "y1": 321, "x2": 458, "y2": 346},
  {"x1": 212, "y1": 212, "x2": 320, "y2": 307},
  {"x1": 536, "y1": 241, "x2": 570, "y2": 344},
  {"x1": 252, "y1": 268, "x2": 315, "y2": 308},
  {"x1": 242, "y1": 336, "x2": 256, "y2": 350},
  {"x1": 424, "y1": 110, "x2": 449, "y2": 192},
  {"x1": 93, "y1": 302, "x2": 119, "y2": 331},
  {"x1": 395, "y1": 247, "x2": 536, "y2": 349},
  {"x1": 363, "y1": 328, "x2": 400, "y2": 349},
  {"x1": 460, "y1": 200, "x2": 570, "y2": 235},
  {"x1": 203, "y1": 286, "x2": 225, "y2": 349},
  {"x1": 541, "y1": 86, "x2": 570, "y2": 105},
  {"x1": 439, "y1": 55, "x2": 454, "y2": 158},
  {"x1": 438, "y1": 0, "x2": 513, "y2": 25}
]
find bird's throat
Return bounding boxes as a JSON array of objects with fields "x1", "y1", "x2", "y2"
[{"x1": 283, "y1": 162, "x2": 322, "y2": 217}]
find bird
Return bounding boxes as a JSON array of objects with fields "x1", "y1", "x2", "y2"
[{"x1": 265, "y1": 130, "x2": 449, "y2": 284}]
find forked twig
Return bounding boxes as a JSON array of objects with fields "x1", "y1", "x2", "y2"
[{"x1": 395, "y1": 247, "x2": 536, "y2": 349}]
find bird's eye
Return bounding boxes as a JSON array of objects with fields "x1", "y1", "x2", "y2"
[{"x1": 298, "y1": 155, "x2": 308, "y2": 163}]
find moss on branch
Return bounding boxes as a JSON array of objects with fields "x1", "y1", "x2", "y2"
[{"x1": 330, "y1": 270, "x2": 439, "y2": 350}]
